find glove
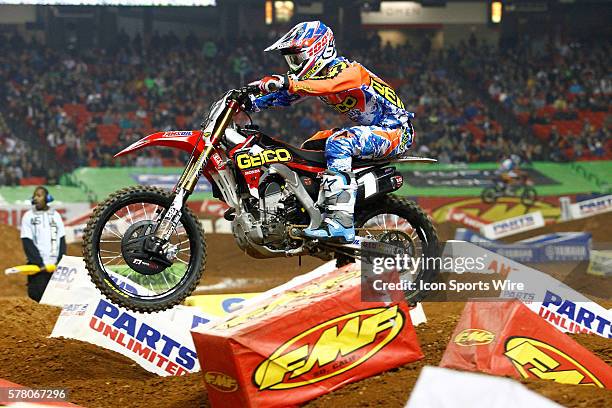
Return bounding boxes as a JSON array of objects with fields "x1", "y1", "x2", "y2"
[{"x1": 257, "y1": 74, "x2": 287, "y2": 94}]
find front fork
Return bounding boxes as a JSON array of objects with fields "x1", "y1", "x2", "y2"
[{"x1": 149, "y1": 97, "x2": 239, "y2": 253}]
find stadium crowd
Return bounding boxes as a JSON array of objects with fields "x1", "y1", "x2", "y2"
[
  {"x1": 455, "y1": 39, "x2": 611, "y2": 161},
  {"x1": 0, "y1": 30, "x2": 610, "y2": 185}
]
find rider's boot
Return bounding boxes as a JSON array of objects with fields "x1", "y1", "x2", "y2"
[{"x1": 303, "y1": 170, "x2": 357, "y2": 243}]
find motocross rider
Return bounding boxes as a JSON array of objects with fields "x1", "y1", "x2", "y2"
[
  {"x1": 249, "y1": 21, "x2": 414, "y2": 243},
  {"x1": 496, "y1": 154, "x2": 523, "y2": 194}
]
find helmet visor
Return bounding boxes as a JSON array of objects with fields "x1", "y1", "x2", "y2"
[{"x1": 283, "y1": 51, "x2": 308, "y2": 73}]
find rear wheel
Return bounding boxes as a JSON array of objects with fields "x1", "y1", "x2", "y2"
[
  {"x1": 481, "y1": 187, "x2": 497, "y2": 204},
  {"x1": 520, "y1": 186, "x2": 537, "y2": 207},
  {"x1": 83, "y1": 186, "x2": 206, "y2": 313},
  {"x1": 352, "y1": 195, "x2": 439, "y2": 304}
]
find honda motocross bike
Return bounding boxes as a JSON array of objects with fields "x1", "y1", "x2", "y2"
[{"x1": 83, "y1": 86, "x2": 439, "y2": 313}]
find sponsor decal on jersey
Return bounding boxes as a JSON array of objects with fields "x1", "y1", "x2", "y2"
[{"x1": 204, "y1": 371, "x2": 239, "y2": 392}]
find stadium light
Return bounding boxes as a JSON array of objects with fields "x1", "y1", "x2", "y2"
[{"x1": 491, "y1": 1, "x2": 503, "y2": 24}]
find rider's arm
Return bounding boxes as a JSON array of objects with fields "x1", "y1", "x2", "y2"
[
  {"x1": 287, "y1": 63, "x2": 368, "y2": 97},
  {"x1": 248, "y1": 90, "x2": 301, "y2": 112}
]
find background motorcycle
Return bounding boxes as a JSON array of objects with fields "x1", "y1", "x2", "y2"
[
  {"x1": 481, "y1": 172, "x2": 538, "y2": 207},
  {"x1": 83, "y1": 86, "x2": 439, "y2": 312}
]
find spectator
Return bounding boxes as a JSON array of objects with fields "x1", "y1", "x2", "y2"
[{"x1": 20, "y1": 186, "x2": 66, "y2": 302}]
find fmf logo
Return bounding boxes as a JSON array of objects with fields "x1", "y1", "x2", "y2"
[
  {"x1": 504, "y1": 337, "x2": 604, "y2": 387},
  {"x1": 453, "y1": 329, "x2": 495, "y2": 346},
  {"x1": 253, "y1": 305, "x2": 404, "y2": 390},
  {"x1": 204, "y1": 371, "x2": 238, "y2": 393},
  {"x1": 428, "y1": 197, "x2": 560, "y2": 224},
  {"x1": 236, "y1": 149, "x2": 292, "y2": 170},
  {"x1": 541, "y1": 291, "x2": 611, "y2": 338},
  {"x1": 90, "y1": 299, "x2": 197, "y2": 375}
]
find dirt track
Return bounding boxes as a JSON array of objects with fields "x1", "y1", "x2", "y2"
[{"x1": 0, "y1": 215, "x2": 611, "y2": 407}]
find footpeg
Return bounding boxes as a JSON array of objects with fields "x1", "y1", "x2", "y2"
[{"x1": 224, "y1": 208, "x2": 236, "y2": 221}]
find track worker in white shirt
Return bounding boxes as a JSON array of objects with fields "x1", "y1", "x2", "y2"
[{"x1": 20, "y1": 186, "x2": 66, "y2": 302}]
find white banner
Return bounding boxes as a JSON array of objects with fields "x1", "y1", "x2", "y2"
[
  {"x1": 406, "y1": 366, "x2": 562, "y2": 408},
  {"x1": 480, "y1": 211, "x2": 544, "y2": 240},
  {"x1": 44, "y1": 256, "x2": 247, "y2": 376},
  {"x1": 568, "y1": 195, "x2": 612, "y2": 220},
  {"x1": 51, "y1": 296, "x2": 206, "y2": 376}
]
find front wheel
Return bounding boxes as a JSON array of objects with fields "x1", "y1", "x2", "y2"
[
  {"x1": 354, "y1": 196, "x2": 439, "y2": 304},
  {"x1": 83, "y1": 186, "x2": 206, "y2": 313}
]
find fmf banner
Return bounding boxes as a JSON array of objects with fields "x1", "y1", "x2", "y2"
[
  {"x1": 191, "y1": 263, "x2": 423, "y2": 408},
  {"x1": 480, "y1": 211, "x2": 544, "y2": 239},
  {"x1": 569, "y1": 194, "x2": 612, "y2": 219},
  {"x1": 441, "y1": 241, "x2": 611, "y2": 337},
  {"x1": 439, "y1": 300, "x2": 612, "y2": 388}
]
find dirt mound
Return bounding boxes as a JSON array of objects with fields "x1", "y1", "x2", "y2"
[
  {"x1": 435, "y1": 210, "x2": 611, "y2": 244},
  {"x1": 0, "y1": 222, "x2": 610, "y2": 407},
  {"x1": 0, "y1": 297, "x2": 610, "y2": 408},
  {"x1": 0, "y1": 224, "x2": 28, "y2": 297}
]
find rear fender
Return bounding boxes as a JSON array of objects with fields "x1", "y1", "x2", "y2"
[
  {"x1": 356, "y1": 166, "x2": 403, "y2": 202},
  {"x1": 114, "y1": 130, "x2": 207, "y2": 158}
]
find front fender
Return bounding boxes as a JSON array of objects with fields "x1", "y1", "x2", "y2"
[{"x1": 114, "y1": 130, "x2": 207, "y2": 158}]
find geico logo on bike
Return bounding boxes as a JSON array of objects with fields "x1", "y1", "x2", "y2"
[
  {"x1": 504, "y1": 337, "x2": 604, "y2": 387},
  {"x1": 204, "y1": 371, "x2": 239, "y2": 392},
  {"x1": 235, "y1": 149, "x2": 292, "y2": 170},
  {"x1": 540, "y1": 290, "x2": 611, "y2": 338},
  {"x1": 220, "y1": 270, "x2": 359, "y2": 329},
  {"x1": 253, "y1": 305, "x2": 404, "y2": 390},
  {"x1": 89, "y1": 298, "x2": 197, "y2": 375},
  {"x1": 51, "y1": 266, "x2": 77, "y2": 283},
  {"x1": 453, "y1": 329, "x2": 495, "y2": 346}
]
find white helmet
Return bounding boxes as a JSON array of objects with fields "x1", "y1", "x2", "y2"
[{"x1": 265, "y1": 21, "x2": 337, "y2": 79}]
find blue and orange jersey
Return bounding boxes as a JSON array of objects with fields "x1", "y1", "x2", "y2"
[{"x1": 251, "y1": 57, "x2": 414, "y2": 129}]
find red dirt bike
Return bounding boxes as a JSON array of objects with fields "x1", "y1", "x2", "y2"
[{"x1": 83, "y1": 86, "x2": 439, "y2": 312}]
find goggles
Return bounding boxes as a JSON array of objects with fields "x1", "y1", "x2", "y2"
[{"x1": 282, "y1": 49, "x2": 308, "y2": 73}]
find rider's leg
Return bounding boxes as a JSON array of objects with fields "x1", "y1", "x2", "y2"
[
  {"x1": 303, "y1": 125, "x2": 413, "y2": 242},
  {"x1": 303, "y1": 129, "x2": 358, "y2": 242}
]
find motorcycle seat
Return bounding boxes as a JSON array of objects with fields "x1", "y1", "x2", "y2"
[{"x1": 260, "y1": 134, "x2": 436, "y2": 169}]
